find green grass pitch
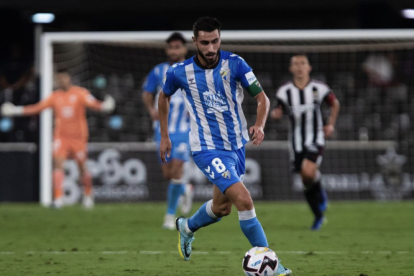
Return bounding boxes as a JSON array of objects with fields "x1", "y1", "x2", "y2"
[{"x1": 0, "y1": 201, "x2": 413, "y2": 275}]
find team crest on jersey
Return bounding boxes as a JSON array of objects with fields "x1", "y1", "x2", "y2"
[
  {"x1": 220, "y1": 69, "x2": 230, "y2": 81},
  {"x1": 70, "y1": 95, "x2": 77, "y2": 103},
  {"x1": 312, "y1": 87, "x2": 318, "y2": 101},
  {"x1": 222, "y1": 170, "x2": 231, "y2": 179}
]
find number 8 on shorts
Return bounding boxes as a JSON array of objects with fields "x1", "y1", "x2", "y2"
[{"x1": 212, "y1": 158, "x2": 226, "y2": 173}]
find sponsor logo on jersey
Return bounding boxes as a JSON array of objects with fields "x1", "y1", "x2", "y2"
[
  {"x1": 203, "y1": 90, "x2": 228, "y2": 113},
  {"x1": 291, "y1": 104, "x2": 315, "y2": 114},
  {"x1": 204, "y1": 166, "x2": 215, "y2": 179}
]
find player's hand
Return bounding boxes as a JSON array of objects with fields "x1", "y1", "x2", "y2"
[
  {"x1": 324, "y1": 124, "x2": 335, "y2": 138},
  {"x1": 149, "y1": 109, "x2": 159, "y2": 121},
  {"x1": 159, "y1": 136, "x2": 172, "y2": 163},
  {"x1": 270, "y1": 108, "x2": 283, "y2": 120},
  {"x1": 1, "y1": 102, "x2": 23, "y2": 117},
  {"x1": 101, "y1": 95, "x2": 115, "y2": 112},
  {"x1": 249, "y1": 125, "x2": 265, "y2": 146}
]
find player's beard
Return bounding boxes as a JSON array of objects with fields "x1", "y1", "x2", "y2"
[{"x1": 197, "y1": 47, "x2": 220, "y2": 66}]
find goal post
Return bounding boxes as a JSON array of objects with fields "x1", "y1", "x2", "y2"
[{"x1": 39, "y1": 29, "x2": 414, "y2": 206}]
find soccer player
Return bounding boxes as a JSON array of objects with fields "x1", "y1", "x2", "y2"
[
  {"x1": 270, "y1": 54, "x2": 340, "y2": 230},
  {"x1": 158, "y1": 17, "x2": 292, "y2": 275},
  {"x1": 142, "y1": 32, "x2": 194, "y2": 230},
  {"x1": 1, "y1": 70, "x2": 115, "y2": 208}
]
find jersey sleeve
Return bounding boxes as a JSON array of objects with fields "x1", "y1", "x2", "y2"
[
  {"x1": 142, "y1": 67, "x2": 159, "y2": 94},
  {"x1": 23, "y1": 94, "x2": 54, "y2": 115},
  {"x1": 236, "y1": 57, "x2": 263, "y2": 97},
  {"x1": 318, "y1": 84, "x2": 333, "y2": 102},
  {"x1": 81, "y1": 89, "x2": 102, "y2": 110},
  {"x1": 162, "y1": 67, "x2": 179, "y2": 96},
  {"x1": 322, "y1": 91, "x2": 337, "y2": 106}
]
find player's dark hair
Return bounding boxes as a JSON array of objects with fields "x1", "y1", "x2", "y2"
[
  {"x1": 166, "y1": 32, "x2": 186, "y2": 44},
  {"x1": 290, "y1": 53, "x2": 310, "y2": 64},
  {"x1": 193, "y1": 17, "x2": 221, "y2": 38}
]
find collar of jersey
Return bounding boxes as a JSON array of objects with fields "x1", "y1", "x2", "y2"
[
  {"x1": 292, "y1": 78, "x2": 312, "y2": 90},
  {"x1": 193, "y1": 51, "x2": 221, "y2": 70}
]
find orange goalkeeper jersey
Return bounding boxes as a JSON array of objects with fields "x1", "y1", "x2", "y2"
[{"x1": 23, "y1": 85, "x2": 102, "y2": 140}]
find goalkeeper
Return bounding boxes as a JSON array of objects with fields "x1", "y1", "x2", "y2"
[{"x1": 1, "y1": 70, "x2": 115, "y2": 208}]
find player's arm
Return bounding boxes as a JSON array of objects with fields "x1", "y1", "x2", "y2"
[
  {"x1": 270, "y1": 97, "x2": 286, "y2": 121},
  {"x1": 1, "y1": 96, "x2": 53, "y2": 117},
  {"x1": 158, "y1": 90, "x2": 172, "y2": 162},
  {"x1": 142, "y1": 92, "x2": 158, "y2": 121},
  {"x1": 237, "y1": 57, "x2": 269, "y2": 145},
  {"x1": 142, "y1": 68, "x2": 159, "y2": 121},
  {"x1": 158, "y1": 67, "x2": 179, "y2": 162},
  {"x1": 82, "y1": 90, "x2": 115, "y2": 113},
  {"x1": 250, "y1": 91, "x2": 270, "y2": 145},
  {"x1": 323, "y1": 92, "x2": 340, "y2": 138}
]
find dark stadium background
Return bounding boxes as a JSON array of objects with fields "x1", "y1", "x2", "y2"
[
  {"x1": 1, "y1": 0, "x2": 414, "y2": 202},
  {"x1": 2, "y1": 0, "x2": 414, "y2": 58}
]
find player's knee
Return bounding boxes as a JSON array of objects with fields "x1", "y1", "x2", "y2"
[
  {"x1": 230, "y1": 188, "x2": 254, "y2": 210},
  {"x1": 236, "y1": 193, "x2": 254, "y2": 211},
  {"x1": 170, "y1": 170, "x2": 183, "y2": 180},
  {"x1": 213, "y1": 202, "x2": 232, "y2": 217},
  {"x1": 301, "y1": 168, "x2": 316, "y2": 182},
  {"x1": 162, "y1": 171, "x2": 170, "y2": 180}
]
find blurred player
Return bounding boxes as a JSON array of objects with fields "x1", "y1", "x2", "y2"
[
  {"x1": 1, "y1": 70, "x2": 115, "y2": 208},
  {"x1": 270, "y1": 54, "x2": 340, "y2": 230},
  {"x1": 142, "y1": 32, "x2": 193, "y2": 230},
  {"x1": 158, "y1": 17, "x2": 292, "y2": 275}
]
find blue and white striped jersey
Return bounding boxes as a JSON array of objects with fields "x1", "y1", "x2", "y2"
[
  {"x1": 142, "y1": 62, "x2": 190, "y2": 138},
  {"x1": 163, "y1": 50, "x2": 261, "y2": 152}
]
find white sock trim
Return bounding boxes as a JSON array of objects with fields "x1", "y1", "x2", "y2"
[
  {"x1": 170, "y1": 179, "x2": 183, "y2": 184},
  {"x1": 238, "y1": 208, "x2": 256, "y2": 221},
  {"x1": 206, "y1": 199, "x2": 218, "y2": 219},
  {"x1": 184, "y1": 220, "x2": 193, "y2": 235},
  {"x1": 313, "y1": 171, "x2": 321, "y2": 183}
]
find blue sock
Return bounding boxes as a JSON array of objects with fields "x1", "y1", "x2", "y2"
[
  {"x1": 166, "y1": 182, "x2": 185, "y2": 215},
  {"x1": 187, "y1": 200, "x2": 221, "y2": 232},
  {"x1": 239, "y1": 209, "x2": 268, "y2": 247}
]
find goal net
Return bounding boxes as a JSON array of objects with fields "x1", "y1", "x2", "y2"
[{"x1": 40, "y1": 30, "x2": 414, "y2": 206}]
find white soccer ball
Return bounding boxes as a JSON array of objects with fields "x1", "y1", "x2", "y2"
[{"x1": 242, "y1": 247, "x2": 279, "y2": 276}]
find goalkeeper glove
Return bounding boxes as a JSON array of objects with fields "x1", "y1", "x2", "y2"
[
  {"x1": 1, "y1": 102, "x2": 24, "y2": 117},
  {"x1": 101, "y1": 95, "x2": 115, "y2": 112}
]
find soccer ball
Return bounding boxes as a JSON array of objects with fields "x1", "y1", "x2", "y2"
[{"x1": 242, "y1": 247, "x2": 279, "y2": 276}]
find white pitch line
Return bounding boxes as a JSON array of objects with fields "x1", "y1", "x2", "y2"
[
  {"x1": 192, "y1": 251, "x2": 209, "y2": 255},
  {"x1": 102, "y1": 251, "x2": 128, "y2": 254},
  {"x1": 0, "y1": 250, "x2": 411, "y2": 255},
  {"x1": 277, "y1": 251, "x2": 308, "y2": 254},
  {"x1": 216, "y1": 251, "x2": 232, "y2": 254},
  {"x1": 140, "y1": 251, "x2": 163, "y2": 254}
]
